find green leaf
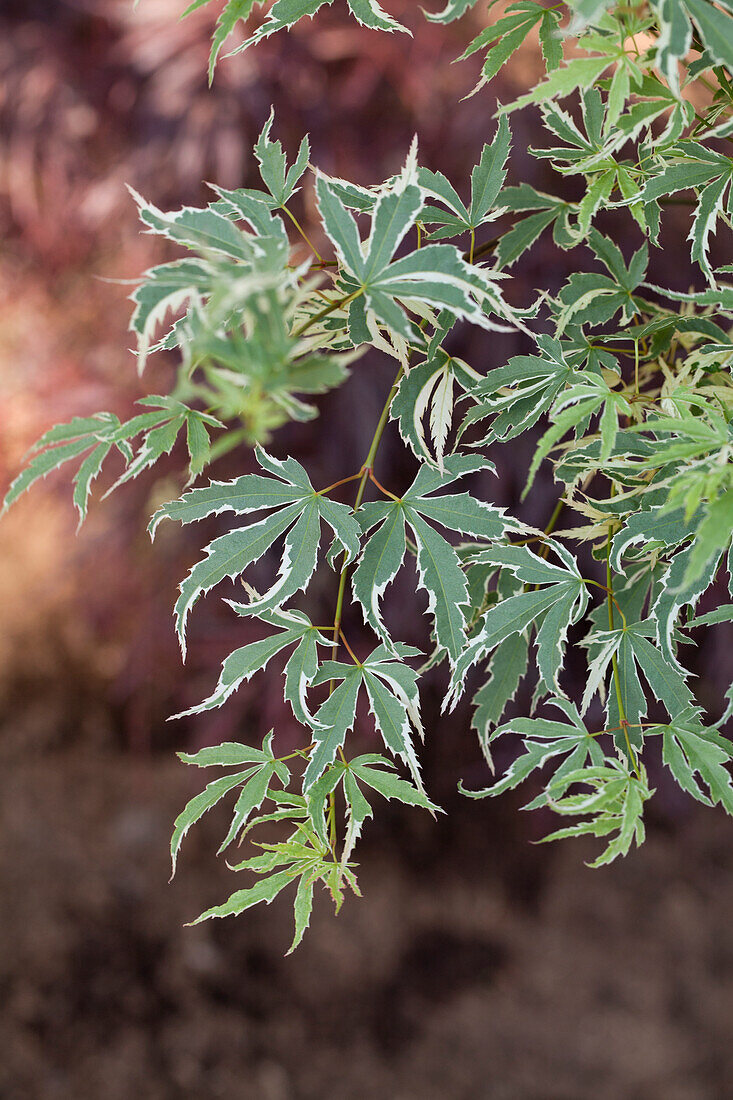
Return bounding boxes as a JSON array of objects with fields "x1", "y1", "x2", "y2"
[
  {"x1": 170, "y1": 769, "x2": 257, "y2": 877},
  {"x1": 447, "y1": 544, "x2": 588, "y2": 705},
  {"x1": 362, "y1": 657, "x2": 424, "y2": 789},
  {"x1": 316, "y1": 162, "x2": 520, "y2": 343},
  {"x1": 641, "y1": 143, "x2": 733, "y2": 283},
  {"x1": 351, "y1": 455, "x2": 515, "y2": 662},
  {"x1": 237, "y1": 0, "x2": 334, "y2": 51},
  {"x1": 130, "y1": 187, "x2": 258, "y2": 262},
  {"x1": 661, "y1": 714, "x2": 733, "y2": 813},
  {"x1": 174, "y1": 502, "x2": 302, "y2": 655},
  {"x1": 305, "y1": 644, "x2": 424, "y2": 788},
  {"x1": 207, "y1": 0, "x2": 258, "y2": 82},
  {"x1": 626, "y1": 624, "x2": 695, "y2": 714},
  {"x1": 460, "y1": 699, "x2": 604, "y2": 800},
  {"x1": 460, "y1": 336, "x2": 572, "y2": 445},
  {"x1": 304, "y1": 671, "x2": 362, "y2": 788},
  {"x1": 418, "y1": 117, "x2": 511, "y2": 238},
  {"x1": 350, "y1": 755, "x2": 437, "y2": 809},
  {"x1": 347, "y1": 0, "x2": 410, "y2": 33},
  {"x1": 152, "y1": 448, "x2": 361, "y2": 653},
  {"x1": 129, "y1": 258, "x2": 213, "y2": 370},
  {"x1": 461, "y1": 2, "x2": 562, "y2": 89},
  {"x1": 391, "y1": 352, "x2": 480, "y2": 467},
  {"x1": 172, "y1": 608, "x2": 329, "y2": 718},
  {"x1": 471, "y1": 631, "x2": 530, "y2": 757},
  {"x1": 3, "y1": 419, "x2": 115, "y2": 517},
  {"x1": 541, "y1": 759, "x2": 652, "y2": 867},
  {"x1": 495, "y1": 206, "x2": 559, "y2": 268},
  {"x1": 351, "y1": 505, "x2": 407, "y2": 647},
  {"x1": 188, "y1": 869, "x2": 295, "y2": 924},
  {"x1": 651, "y1": 541, "x2": 722, "y2": 669},
  {"x1": 469, "y1": 116, "x2": 512, "y2": 225},
  {"x1": 178, "y1": 741, "x2": 269, "y2": 767},
  {"x1": 501, "y1": 55, "x2": 616, "y2": 114},
  {"x1": 286, "y1": 875, "x2": 315, "y2": 954},
  {"x1": 254, "y1": 108, "x2": 311, "y2": 207}
]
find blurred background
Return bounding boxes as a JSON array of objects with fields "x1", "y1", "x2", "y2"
[{"x1": 2, "y1": 1, "x2": 733, "y2": 1097}]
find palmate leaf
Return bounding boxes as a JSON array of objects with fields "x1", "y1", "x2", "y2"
[
  {"x1": 171, "y1": 607, "x2": 332, "y2": 725},
  {"x1": 391, "y1": 350, "x2": 480, "y2": 467},
  {"x1": 303, "y1": 642, "x2": 425, "y2": 789},
  {"x1": 658, "y1": 710, "x2": 733, "y2": 814},
  {"x1": 460, "y1": 697, "x2": 606, "y2": 802},
  {"x1": 253, "y1": 108, "x2": 310, "y2": 208},
  {"x1": 446, "y1": 542, "x2": 589, "y2": 708},
  {"x1": 541, "y1": 759, "x2": 652, "y2": 868},
  {"x1": 315, "y1": 154, "x2": 521, "y2": 345},
  {"x1": 150, "y1": 445, "x2": 361, "y2": 655},
  {"x1": 459, "y1": 334, "x2": 573, "y2": 447},
  {"x1": 189, "y1": 817, "x2": 361, "y2": 952},
  {"x1": 641, "y1": 142, "x2": 733, "y2": 283},
  {"x1": 463, "y1": 693, "x2": 652, "y2": 868},
  {"x1": 307, "y1": 752, "x2": 439, "y2": 864},
  {"x1": 130, "y1": 187, "x2": 266, "y2": 263},
  {"x1": 459, "y1": 0, "x2": 563, "y2": 92},
  {"x1": 235, "y1": 0, "x2": 409, "y2": 56},
  {"x1": 529, "y1": 89, "x2": 681, "y2": 240},
  {"x1": 418, "y1": 117, "x2": 511, "y2": 239},
  {"x1": 351, "y1": 454, "x2": 522, "y2": 662},
  {"x1": 128, "y1": 182, "x2": 292, "y2": 373},
  {"x1": 104, "y1": 398, "x2": 223, "y2": 495},
  {"x1": 493, "y1": 184, "x2": 572, "y2": 268},
  {"x1": 177, "y1": 285, "x2": 355, "y2": 429},
  {"x1": 554, "y1": 230, "x2": 649, "y2": 333},
  {"x1": 581, "y1": 621, "x2": 695, "y2": 754},
  {"x1": 2, "y1": 413, "x2": 122, "y2": 524},
  {"x1": 3, "y1": 400, "x2": 222, "y2": 526},
  {"x1": 171, "y1": 731, "x2": 289, "y2": 875},
  {"x1": 524, "y1": 372, "x2": 634, "y2": 498}
]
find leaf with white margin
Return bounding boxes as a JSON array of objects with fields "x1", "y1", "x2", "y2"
[
  {"x1": 170, "y1": 731, "x2": 288, "y2": 876},
  {"x1": 303, "y1": 643, "x2": 424, "y2": 789},
  {"x1": 446, "y1": 542, "x2": 588, "y2": 708},
  {"x1": 459, "y1": 697, "x2": 605, "y2": 801},
  {"x1": 129, "y1": 258, "x2": 213, "y2": 371},
  {"x1": 659, "y1": 710, "x2": 733, "y2": 813},
  {"x1": 253, "y1": 107, "x2": 311, "y2": 207},
  {"x1": 315, "y1": 156, "x2": 524, "y2": 345},
  {"x1": 307, "y1": 752, "x2": 439, "y2": 866},
  {"x1": 391, "y1": 351, "x2": 480, "y2": 468},
  {"x1": 651, "y1": 540, "x2": 722, "y2": 671},
  {"x1": 152, "y1": 446, "x2": 361, "y2": 654},
  {"x1": 170, "y1": 608, "x2": 332, "y2": 725},
  {"x1": 351, "y1": 454, "x2": 519, "y2": 661}
]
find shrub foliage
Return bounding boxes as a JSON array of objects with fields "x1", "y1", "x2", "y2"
[{"x1": 6, "y1": 0, "x2": 733, "y2": 948}]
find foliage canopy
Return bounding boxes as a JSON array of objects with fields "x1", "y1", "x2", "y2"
[{"x1": 7, "y1": 0, "x2": 733, "y2": 947}]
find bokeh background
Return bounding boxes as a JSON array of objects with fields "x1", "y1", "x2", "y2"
[{"x1": 2, "y1": 2, "x2": 733, "y2": 1097}]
